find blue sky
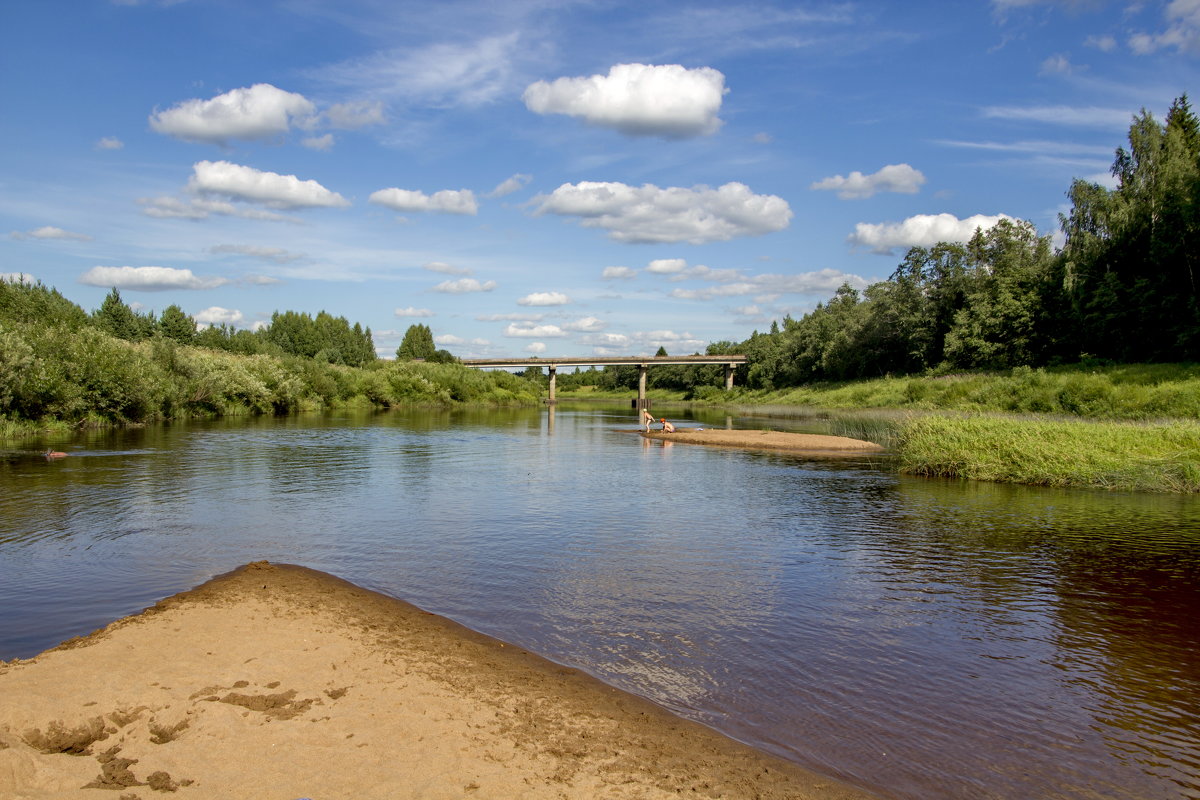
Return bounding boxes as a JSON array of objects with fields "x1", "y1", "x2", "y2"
[{"x1": 3, "y1": 0, "x2": 1197, "y2": 359}]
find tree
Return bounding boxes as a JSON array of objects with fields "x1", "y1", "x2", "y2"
[
  {"x1": 396, "y1": 324, "x2": 436, "y2": 360},
  {"x1": 158, "y1": 304, "x2": 195, "y2": 344},
  {"x1": 94, "y1": 288, "x2": 142, "y2": 341}
]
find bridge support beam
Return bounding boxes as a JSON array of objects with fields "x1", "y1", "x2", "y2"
[
  {"x1": 638, "y1": 364, "x2": 647, "y2": 406},
  {"x1": 725, "y1": 363, "x2": 735, "y2": 391},
  {"x1": 548, "y1": 365, "x2": 557, "y2": 405}
]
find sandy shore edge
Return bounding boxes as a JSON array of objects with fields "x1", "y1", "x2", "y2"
[
  {"x1": 0, "y1": 561, "x2": 877, "y2": 800},
  {"x1": 640, "y1": 428, "x2": 885, "y2": 454}
]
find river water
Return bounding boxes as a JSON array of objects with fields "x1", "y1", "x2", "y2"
[{"x1": 1, "y1": 405, "x2": 1198, "y2": 799}]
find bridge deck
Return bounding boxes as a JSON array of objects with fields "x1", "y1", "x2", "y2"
[{"x1": 462, "y1": 355, "x2": 747, "y2": 368}]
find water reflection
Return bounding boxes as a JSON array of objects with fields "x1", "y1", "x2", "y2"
[{"x1": 0, "y1": 406, "x2": 1197, "y2": 800}]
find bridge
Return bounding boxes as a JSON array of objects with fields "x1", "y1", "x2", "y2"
[{"x1": 461, "y1": 355, "x2": 748, "y2": 405}]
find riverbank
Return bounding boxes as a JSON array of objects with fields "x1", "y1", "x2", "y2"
[{"x1": 0, "y1": 561, "x2": 875, "y2": 800}]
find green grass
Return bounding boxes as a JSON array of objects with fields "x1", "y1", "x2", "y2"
[{"x1": 891, "y1": 414, "x2": 1200, "y2": 493}]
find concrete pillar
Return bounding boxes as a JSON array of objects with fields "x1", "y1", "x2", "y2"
[
  {"x1": 725, "y1": 363, "x2": 735, "y2": 390},
  {"x1": 638, "y1": 364, "x2": 647, "y2": 405},
  {"x1": 548, "y1": 365, "x2": 557, "y2": 405}
]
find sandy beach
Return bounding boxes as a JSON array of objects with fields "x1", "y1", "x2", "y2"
[
  {"x1": 640, "y1": 428, "x2": 885, "y2": 455},
  {"x1": 0, "y1": 561, "x2": 876, "y2": 800}
]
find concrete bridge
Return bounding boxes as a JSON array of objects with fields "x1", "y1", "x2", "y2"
[{"x1": 462, "y1": 355, "x2": 748, "y2": 405}]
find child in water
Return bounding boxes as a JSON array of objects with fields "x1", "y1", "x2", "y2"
[{"x1": 660, "y1": 418, "x2": 675, "y2": 433}]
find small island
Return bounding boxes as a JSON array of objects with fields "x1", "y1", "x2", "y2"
[{"x1": 640, "y1": 428, "x2": 885, "y2": 454}]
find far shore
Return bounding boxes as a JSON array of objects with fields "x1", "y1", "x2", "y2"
[{"x1": 0, "y1": 561, "x2": 877, "y2": 800}]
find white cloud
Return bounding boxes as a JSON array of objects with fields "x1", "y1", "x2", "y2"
[
  {"x1": 396, "y1": 306, "x2": 434, "y2": 318},
  {"x1": 324, "y1": 100, "x2": 386, "y2": 129},
  {"x1": 517, "y1": 291, "x2": 570, "y2": 306},
  {"x1": 1085, "y1": 34, "x2": 1117, "y2": 52},
  {"x1": 1130, "y1": 0, "x2": 1200, "y2": 54},
  {"x1": 581, "y1": 332, "x2": 631, "y2": 349},
  {"x1": 10, "y1": 225, "x2": 92, "y2": 241},
  {"x1": 1038, "y1": 54, "x2": 1075, "y2": 75},
  {"x1": 79, "y1": 265, "x2": 229, "y2": 291},
  {"x1": 369, "y1": 187, "x2": 478, "y2": 215},
  {"x1": 436, "y1": 334, "x2": 490, "y2": 346},
  {"x1": 632, "y1": 330, "x2": 706, "y2": 352},
  {"x1": 523, "y1": 63, "x2": 727, "y2": 138},
  {"x1": 149, "y1": 83, "x2": 315, "y2": 144},
  {"x1": 848, "y1": 213, "x2": 1018, "y2": 254},
  {"x1": 504, "y1": 323, "x2": 566, "y2": 338},
  {"x1": 423, "y1": 261, "x2": 472, "y2": 275},
  {"x1": 982, "y1": 104, "x2": 1133, "y2": 128},
  {"x1": 188, "y1": 161, "x2": 350, "y2": 210},
  {"x1": 95, "y1": 136, "x2": 124, "y2": 150},
  {"x1": 315, "y1": 33, "x2": 521, "y2": 108},
  {"x1": 431, "y1": 278, "x2": 496, "y2": 293},
  {"x1": 810, "y1": 164, "x2": 926, "y2": 199},
  {"x1": 533, "y1": 181, "x2": 792, "y2": 244},
  {"x1": 209, "y1": 244, "x2": 304, "y2": 263},
  {"x1": 192, "y1": 306, "x2": 244, "y2": 327},
  {"x1": 302, "y1": 133, "x2": 335, "y2": 151},
  {"x1": 646, "y1": 258, "x2": 687, "y2": 275},
  {"x1": 667, "y1": 268, "x2": 865, "y2": 300},
  {"x1": 525, "y1": 342, "x2": 547, "y2": 354},
  {"x1": 1, "y1": 272, "x2": 35, "y2": 284},
  {"x1": 138, "y1": 195, "x2": 298, "y2": 223},
  {"x1": 601, "y1": 266, "x2": 636, "y2": 280},
  {"x1": 563, "y1": 316, "x2": 606, "y2": 332},
  {"x1": 477, "y1": 312, "x2": 544, "y2": 322},
  {"x1": 488, "y1": 173, "x2": 532, "y2": 198}
]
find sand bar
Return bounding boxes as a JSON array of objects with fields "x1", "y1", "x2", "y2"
[
  {"x1": 0, "y1": 561, "x2": 877, "y2": 800},
  {"x1": 641, "y1": 428, "x2": 885, "y2": 454}
]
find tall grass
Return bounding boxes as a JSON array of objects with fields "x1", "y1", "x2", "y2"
[{"x1": 892, "y1": 414, "x2": 1200, "y2": 493}]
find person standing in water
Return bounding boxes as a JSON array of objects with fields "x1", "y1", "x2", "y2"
[{"x1": 641, "y1": 408, "x2": 656, "y2": 432}]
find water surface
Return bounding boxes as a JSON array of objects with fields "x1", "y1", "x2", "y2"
[{"x1": 1, "y1": 405, "x2": 1197, "y2": 799}]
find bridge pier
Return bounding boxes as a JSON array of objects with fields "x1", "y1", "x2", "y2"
[
  {"x1": 638, "y1": 364, "x2": 647, "y2": 406},
  {"x1": 725, "y1": 363, "x2": 735, "y2": 391},
  {"x1": 548, "y1": 365, "x2": 557, "y2": 405}
]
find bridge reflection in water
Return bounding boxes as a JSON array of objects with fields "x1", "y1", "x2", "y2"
[{"x1": 461, "y1": 355, "x2": 749, "y2": 405}]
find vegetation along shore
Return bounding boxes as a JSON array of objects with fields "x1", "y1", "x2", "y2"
[{"x1": 4, "y1": 99, "x2": 1199, "y2": 492}]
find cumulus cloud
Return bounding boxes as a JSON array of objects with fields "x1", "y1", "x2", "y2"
[
  {"x1": 504, "y1": 323, "x2": 566, "y2": 338},
  {"x1": 1085, "y1": 34, "x2": 1117, "y2": 52},
  {"x1": 810, "y1": 163, "x2": 926, "y2": 199},
  {"x1": 601, "y1": 266, "x2": 636, "y2": 280},
  {"x1": 369, "y1": 187, "x2": 478, "y2": 215},
  {"x1": 633, "y1": 330, "x2": 706, "y2": 352},
  {"x1": 488, "y1": 173, "x2": 532, "y2": 198},
  {"x1": 192, "y1": 306, "x2": 244, "y2": 327},
  {"x1": 660, "y1": 264, "x2": 865, "y2": 301},
  {"x1": 477, "y1": 312, "x2": 544, "y2": 322},
  {"x1": 563, "y1": 316, "x2": 606, "y2": 332},
  {"x1": 432, "y1": 278, "x2": 496, "y2": 293},
  {"x1": 209, "y1": 244, "x2": 303, "y2": 263},
  {"x1": 517, "y1": 291, "x2": 570, "y2": 306},
  {"x1": 150, "y1": 84, "x2": 315, "y2": 144},
  {"x1": 10, "y1": 225, "x2": 92, "y2": 241},
  {"x1": 188, "y1": 160, "x2": 349, "y2": 210},
  {"x1": 848, "y1": 213, "x2": 1017, "y2": 254},
  {"x1": 1038, "y1": 54, "x2": 1076, "y2": 75},
  {"x1": 581, "y1": 332, "x2": 631, "y2": 349},
  {"x1": 533, "y1": 181, "x2": 791, "y2": 244},
  {"x1": 396, "y1": 306, "x2": 434, "y2": 318},
  {"x1": 95, "y1": 136, "x2": 124, "y2": 150},
  {"x1": 523, "y1": 63, "x2": 727, "y2": 139},
  {"x1": 645, "y1": 258, "x2": 687, "y2": 275},
  {"x1": 1, "y1": 272, "x2": 35, "y2": 284},
  {"x1": 80, "y1": 265, "x2": 228, "y2": 291},
  {"x1": 525, "y1": 342, "x2": 547, "y2": 354},
  {"x1": 436, "y1": 334, "x2": 489, "y2": 346},
  {"x1": 1130, "y1": 0, "x2": 1200, "y2": 54}
]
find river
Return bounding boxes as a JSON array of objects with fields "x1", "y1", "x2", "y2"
[{"x1": 1, "y1": 405, "x2": 1198, "y2": 799}]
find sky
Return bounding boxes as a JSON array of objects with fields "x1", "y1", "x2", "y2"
[{"x1": 2, "y1": 0, "x2": 1198, "y2": 359}]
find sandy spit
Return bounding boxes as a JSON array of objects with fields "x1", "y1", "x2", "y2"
[
  {"x1": 640, "y1": 428, "x2": 885, "y2": 454},
  {"x1": 0, "y1": 561, "x2": 877, "y2": 800}
]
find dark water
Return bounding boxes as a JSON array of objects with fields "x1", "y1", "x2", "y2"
[{"x1": 2, "y1": 405, "x2": 1198, "y2": 800}]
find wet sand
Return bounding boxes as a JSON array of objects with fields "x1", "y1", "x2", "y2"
[
  {"x1": 0, "y1": 561, "x2": 876, "y2": 800},
  {"x1": 641, "y1": 428, "x2": 885, "y2": 454}
]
